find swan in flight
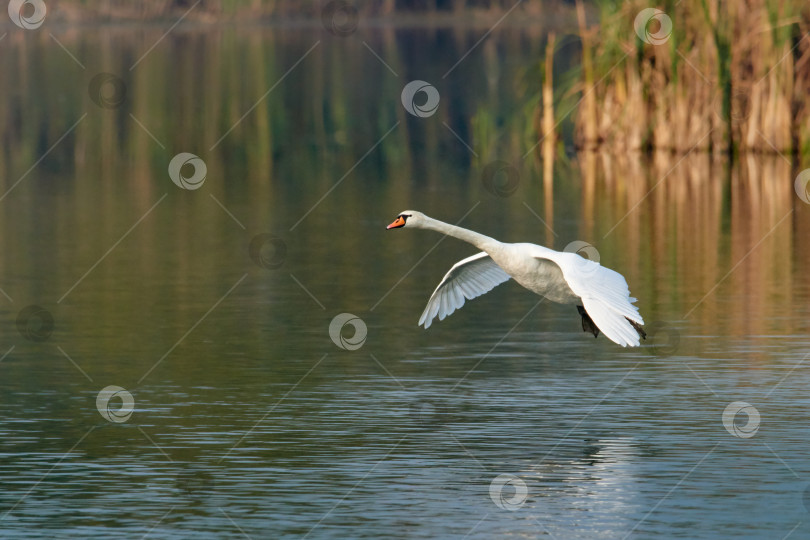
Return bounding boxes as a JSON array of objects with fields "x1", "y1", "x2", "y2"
[{"x1": 387, "y1": 211, "x2": 646, "y2": 347}]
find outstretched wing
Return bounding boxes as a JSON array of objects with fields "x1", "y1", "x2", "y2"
[
  {"x1": 419, "y1": 252, "x2": 511, "y2": 329},
  {"x1": 545, "y1": 251, "x2": 644, "y2": 347}
]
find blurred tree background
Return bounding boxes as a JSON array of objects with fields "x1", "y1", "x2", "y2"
[
  {"x1": 41, "y1": 0, "x2": 554, "y2": 22},
  {"x1": 0, "y1": 0, "x2": 807, "y2": 347}
]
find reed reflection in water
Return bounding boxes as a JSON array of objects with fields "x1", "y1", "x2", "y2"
[{"x1": 572, "y1": 151, "x2": 809, "y2": 342}]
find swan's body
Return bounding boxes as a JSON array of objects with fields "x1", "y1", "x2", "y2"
[{"x1": 387, "y1": 211, "x2": 646, "y2": 347}]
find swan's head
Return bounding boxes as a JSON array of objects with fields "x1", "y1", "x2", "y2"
[{"x1": 386, "y1": 210, "x2": 426, "y2": 230}]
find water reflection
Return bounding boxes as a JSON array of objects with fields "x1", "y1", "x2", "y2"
[
  {"x1": 577, "y1": 151, "x2": 809, "y2": 342},
  {"x1": 0, "y1": 24, "x2": 809, "y2": 540}
]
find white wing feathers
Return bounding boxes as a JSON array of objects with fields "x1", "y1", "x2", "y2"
[
  {"x1": 554, "y1": 253, "x2": 644, "y2": 347},
  {"x1": 418, "y1": 252, "x2": 510, "y2": 329},
  {"x1": 417, "y1": 245, "x2": 644, "y2": 347}
]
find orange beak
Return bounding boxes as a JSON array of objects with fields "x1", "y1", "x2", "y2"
[{"x1": 386, "y1": 216, "x2": 406, "y2": 229}]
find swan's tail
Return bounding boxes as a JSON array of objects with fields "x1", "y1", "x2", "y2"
[{"x1": 577, "y1": 305, "x2": 599, "y2": 338}]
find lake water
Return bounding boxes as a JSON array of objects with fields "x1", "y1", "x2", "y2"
[{"x1": 1, "y1": 21, "x2": 810, "y2": 539}]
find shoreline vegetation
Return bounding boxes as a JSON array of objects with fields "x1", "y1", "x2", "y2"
[
  {"x1": 564, "y1": 0, "x2": 810, "y2": 156},
  {"x1": 11, "y1": 0, "x2": 554, "y2": 24},
  {"x1": 7, "y1": 0, "x2": 809, "y2": 158}
]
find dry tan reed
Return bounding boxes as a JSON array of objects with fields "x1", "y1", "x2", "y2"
[{"x1": 570, "y1": 0, "x2": 810, "y2": 155}]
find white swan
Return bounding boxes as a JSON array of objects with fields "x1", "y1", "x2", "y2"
[{"x1": 387, "y1": 211, "x2": 646, "y2": 347}]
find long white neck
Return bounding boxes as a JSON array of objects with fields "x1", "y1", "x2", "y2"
[{"x1": 418, "y1": 215, "x2": 500, "y2": 252}]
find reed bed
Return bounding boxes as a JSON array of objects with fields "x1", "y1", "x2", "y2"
[{"x1": 570, "y1": 0, "x2": 810, "y2": 155}]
